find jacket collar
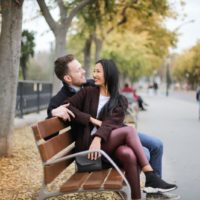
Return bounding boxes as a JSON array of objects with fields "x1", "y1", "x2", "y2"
[
  {"x1": 62, "y1": 82, "x2": 76, "y2": 94},
  {"x1": 62, "y1": 79, "x2": 95, "y2": 93}
]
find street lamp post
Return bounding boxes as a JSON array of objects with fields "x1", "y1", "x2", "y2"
[
  {"x1": 165, "y1": 56, "x2": 171, "y2": 96},
  {"x1": 166, "y1": 64, "x2": 170, "y2": 96}
]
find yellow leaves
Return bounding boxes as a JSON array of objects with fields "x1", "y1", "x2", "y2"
[{"x1": 172, "y1": 41, "x2": 200, "y2": 85}]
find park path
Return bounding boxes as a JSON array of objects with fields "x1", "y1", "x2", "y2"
[
  {"x1": 13, "y1": 89, "x2": 200, "y2": 199},
  {"x1": 137, "y1": 91, "x2": 200, "y2": 200}
]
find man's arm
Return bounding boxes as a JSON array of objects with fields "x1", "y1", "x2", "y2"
[
  {"x1": 47, "y1": 92, "x2": 67, "y2": 118},
  {"x1": 51, "y1": 104, "x2": 75, "y2": 121},
  {"x1": 47, "y1": 85, "x2": 76, "y2": 120}
]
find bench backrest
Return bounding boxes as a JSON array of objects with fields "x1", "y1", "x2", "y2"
[
  {"x1": 121, "y1": 92, "x2": 135, "y2": 104},
  {"x1": 32, "y1": 117, "x2": 75, "y2": 184}
]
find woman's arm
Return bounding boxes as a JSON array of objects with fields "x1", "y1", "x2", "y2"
[
  {"x1": 90, "y1": 117, "x2": 102, "y2": 127},
  {"x1": 87, "y1": 104, "x2": 127, "y2": 160},
  {"x1": 93, "y1": 97, "x2": 128, "y2": 142},
  {"x1": 88, "y1": 136, "x2": 102, "y2": 160}
]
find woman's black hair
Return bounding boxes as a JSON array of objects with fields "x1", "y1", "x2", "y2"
[{"x1": 96, "y1": 59, "x2": 126, "y2": 118}]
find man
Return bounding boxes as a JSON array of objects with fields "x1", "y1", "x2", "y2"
[
  {"x1": 47, "y1": 54, "x2": 163, "y2": 178},
  {"x1": 47, "y1": 54, "x2": 93, "y2": 120}
]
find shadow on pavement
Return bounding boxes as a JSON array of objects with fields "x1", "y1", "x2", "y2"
[{"x1": 145, "y1": 192, "x2": 181, "y2": 200}]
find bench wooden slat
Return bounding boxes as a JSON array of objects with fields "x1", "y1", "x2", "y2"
[
  {"x1": 83, "y1": 169, "x2": 110, "y2": 190},
  {"x1": 60, "y1": 172, "x2": 90, "y2": 193},
  {"x1": 37, "y1": 117, "x2": 67, "y2": 140},
  {"x1": 32, "y1": 124, "x2": 40, "y2": 141},
  {"x1": 44, "y1": 156, "x2": 74, "y2": 184},
  {"x1": 39, "y1": 132, "x2": 73, "y2": 161},
  {"x1": 104, "y1": 168, "x2": 124, "y2": 189}
]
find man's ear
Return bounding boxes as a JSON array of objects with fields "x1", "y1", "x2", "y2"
[{"x1": 63, "y1": 74, "x2": 72, "y2": 84}]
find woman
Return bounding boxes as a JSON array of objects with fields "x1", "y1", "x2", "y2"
[{"x1": 66, "y1": 59, "x2": 177, "y2": 199}]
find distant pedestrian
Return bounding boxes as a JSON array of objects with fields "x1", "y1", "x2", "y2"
[
  {"x1": 196, "y1": 86, "x2": 200, "y2": 120},
  {"x1": 153, "y1": 81, "x2": 158, "y2": 95},
  {"x1": 121, "y1": 83, "x2": 148, "y2": 111},
  {"x1": 196, "y1": 86, "x2": 200, "y2": 101}
]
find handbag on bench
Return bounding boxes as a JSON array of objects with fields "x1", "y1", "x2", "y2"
[{"x1": 75, "y1": 156, "x2": 102, "y2": 172}]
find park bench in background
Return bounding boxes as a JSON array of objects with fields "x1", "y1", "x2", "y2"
[
  {"x1": 31, "y1": 117, "x2": 131, "y2": 200},
  {"x1": 121, "y1": 92, "x2": 139, "y2": 126}
]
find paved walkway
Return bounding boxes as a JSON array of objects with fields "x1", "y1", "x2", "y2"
[
  {"x1": 14, "y1": 110, "x2": 46, "y2": 129},
  {"x1": 138, "y1": 91, "x2": 200, "y2": 200},
  {"x1": 14, "y1": 90, "x2": 200, "y2": 199}
]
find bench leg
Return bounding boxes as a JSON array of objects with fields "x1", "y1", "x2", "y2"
[
  {"x1": 117, "y1": 188, "x2": 131, "y2": 200},
  {"x1": 38, "y1": 188, "x2": 46, "y2": 200},
  {"x1": 39, "y1": 188, "x2": 61, "y2": 200}
]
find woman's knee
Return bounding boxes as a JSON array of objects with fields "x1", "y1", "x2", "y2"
[
  {"x1": 115, "y1": 146, "x2": 137, "y2": 165},
  {"x1": 121, "y1": 126, "x2": 137, "y2": 137}
]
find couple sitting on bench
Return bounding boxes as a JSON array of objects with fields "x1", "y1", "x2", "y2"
[{"x1": 45, "y1": 55, "x2": 177, "y2": 199}]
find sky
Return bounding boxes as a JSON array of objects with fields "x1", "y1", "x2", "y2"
[
  {"x1": 22, "y1": 0, "x2": 200, "y2": 53},
  {"x1": 165, "y1": 0, "x2": 200, "y2": 53}
]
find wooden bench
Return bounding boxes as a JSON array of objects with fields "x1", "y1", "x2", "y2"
[{"x1": 31, "y1": 117, "x2": 131, "y2": 200}]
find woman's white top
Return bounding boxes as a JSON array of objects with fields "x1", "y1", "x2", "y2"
[{"x1": 90, "y1": 95, "x2": 110, "y2": 135}]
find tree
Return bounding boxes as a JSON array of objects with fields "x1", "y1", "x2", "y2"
[
  {"x1": 172, "y1": 41, "x2": 200, "y2": 89},
  {"x1": 66, "y1": 0, "x2": 177, "y2": 83},
  {"x1": 20, "y1": 30, "x2": 35, "y2": 80},
  {"x1": 77, "y1": 0, "x2": 176, "y2": 79},
  {"x1": 0, "y1": 0, "x2": 24, "y2": 156},
  {"x1": 79, "y1": 0, "x2": 115, "y2": 76},
  {"x1": 36, "y1": 0, "x2": 93, "y2": 94}
]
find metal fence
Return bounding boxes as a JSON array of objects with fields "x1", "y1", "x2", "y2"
[{"x1": 16, "y1": 80, "x2": 52, "y2": 118}]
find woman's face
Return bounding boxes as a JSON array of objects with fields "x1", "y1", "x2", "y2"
[{"x1": 93, "y1": 63, "x2": 105, "y2": 86}]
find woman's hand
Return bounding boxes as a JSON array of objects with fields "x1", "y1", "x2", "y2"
[
  {"x1": 88, "y1": 136, "x2": 102, "y2": 160},
  {"x1": 90, "y1": 117, "x2": 102, "y2": 127}
]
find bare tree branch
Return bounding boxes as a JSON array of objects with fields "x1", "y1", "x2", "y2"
[
  {"x1": 36, "y1": 0, "x2": 58, "y2": 33},
  {"x1": 106, "y1": 0, "x2": 138, "y2": 34},
  {"x1": 57, "y1": 0, "x2": 67, "y2": 25},
  {"x1": 67, "y1": 0, "x2": 93, "y2": 26}
]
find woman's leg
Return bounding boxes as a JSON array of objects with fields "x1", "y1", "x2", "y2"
[
  {"x1": 102, "y1": 126, "x2": 149, "y2": 168},
  {"x1": 114, "y1": 145, "x2": 141, "y2": 199},
  {"x1": 102, "y1": 126, "x2": 177, "y2": 194}
]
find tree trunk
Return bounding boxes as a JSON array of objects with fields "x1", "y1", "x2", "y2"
[
  {"x1": 94, "y1": 36, "x2": 103, "y2": 62},
  {"x1": 36, "y1": 0, "x2": 93, "y2": 94},
  {"x1": 0, "y1": 0, "x2": 23, "y2": 156},
  {"x1": 83, "y1": 35, "x2": 93, "y2": 78},
  {"x1": 52, "y1": 28, "x2": 67, "y2": 94}
]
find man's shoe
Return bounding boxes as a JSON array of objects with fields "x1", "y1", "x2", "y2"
[{"x1": 144, "y1": 172, "x2": 177, "y2": 193}]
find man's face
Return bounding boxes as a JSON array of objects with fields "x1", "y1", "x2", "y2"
[{"x1": 65, "y1": 59, "x2": 86, "y2": 86}]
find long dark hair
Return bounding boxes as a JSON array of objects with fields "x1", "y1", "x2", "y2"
[{"x1": 96, "y1": 59, "x2": 126, "y2": 118}]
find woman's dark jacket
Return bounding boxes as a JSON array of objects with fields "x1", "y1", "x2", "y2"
[{"x1": 66, "y1": 86, "x2": 128, "y2": 152}]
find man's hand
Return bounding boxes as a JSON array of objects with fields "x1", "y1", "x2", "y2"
[
  {"x1": 88, "y1": 136, "x2": 102, "y2": 160},
  {"x1": 51, "y1": 103, "x2": 75, "y2": 121}
]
